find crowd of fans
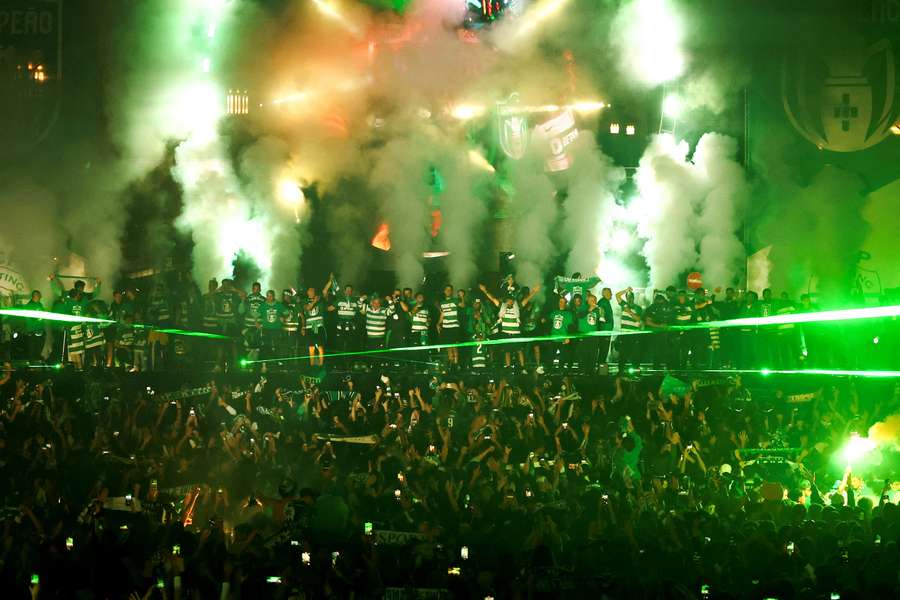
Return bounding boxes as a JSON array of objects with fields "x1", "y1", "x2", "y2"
[
  {"x1": 1, "y1": 270, "x2": 899, "y2": 599},
  {"x1": 2, "y1": 360, "x2": 900, "y2": 598},
  {"x1": 1, "y1": 271, "x2": 897, "y2": 375}
]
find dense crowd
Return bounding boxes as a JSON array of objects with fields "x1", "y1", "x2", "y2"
[
  {"x1": 1, "y1": 270, "x2": 899, "y2": 598},
  {"x1": 2, "y1": 271, "x2": 897, "y2": 374},
  {"x1": 2, "y1": 359, "x2": 900, "y2": 598}
]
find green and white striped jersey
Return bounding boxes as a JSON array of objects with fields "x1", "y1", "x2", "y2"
[
  {"x1": 334, "y1": 296, "x2": 360, "y2": 321},
  {"x1": 411, "y1": 306, "x2": 430, "y2": 331},
  {"x1": 498, "y1": 303, "x2": 521, "y2": 335},
  {"x1": 365, "y1": 306, "x2": 387, "y2": 338},
  {"x1": 440, "y1": 299, "x2": 459, "y2": 329},
  {"x1": 620, "y1": 302, "x2": 643, "y2": 330},
  {"x1": 282, "y1": 304, "x2": 301, "y2": 333}
]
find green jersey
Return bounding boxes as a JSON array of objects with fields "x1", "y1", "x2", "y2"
[
  {"x1": 22, "y1": 300, "x2": 45, "y2": 334},
  {"x1": 619, "y1": 302, "x2": 643, "y2": 331},
  {"x1": 549, "y1": 309, "x2": 573, "y2": 338},
  {"x1": 498, "y1": 303, "x2": 521, "y2": 335},
  {"x1": 304, "y1": 298, "x2": 325, "y2": 333},
  {"x1": 411, "y1": 306, "x2": 430, "y2": 331},
  {"x1": 215, "y1": 290, "x2": 241, "y2": 319},
  {"x1": 365, "y1": 306, "x2": 387, "y2": 338},
  {"x1": 244, "y1": 292, "x2": 266, "y2": 327},
  {"x1": 439, "y1": 298, "x2": 460, "y2": 329},
  {"x1": 261, "y1": 301, "x2": 285, "y2": 329},
  {"x1": 577, "y1": 307, "x2": 601, "y2": 334},
  {"x1": 333, "y1": 295, "x2": 360, "y2": 322}
]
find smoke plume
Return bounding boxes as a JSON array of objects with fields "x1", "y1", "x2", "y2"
[
  {"x1": 634, "y1": 132, "x2": 748, "y2": 290},
  {"x1": 633, "y1": 134, "x2": 701, "y2": 289},
  {"x1": 508, "y1": 147, "x2": 558, "y2": 287},
  {"x1": 694, "y1": 133, "x2": 749, "y2": 289},
  {"x1": 562, "y1": 136, "x2": 625, "y2": 277},
  {"x1": 869, "y1": 414, "x2": 900, "y2": 450},
  {"x1": 759, "y1": 166, "x2": 868, "y2": 299},
  {"x1": 434, "y1": 144, "x2": 491, "y2": 288},
  {"x1": 368, "y1": 126, "x2": 433, "y2": 287}
]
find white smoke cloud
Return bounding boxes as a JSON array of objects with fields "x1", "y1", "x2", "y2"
[
  {"x1": 694, "y1": 133, "x2": 749, "y2": 289},
  {"x1": 633, "y1": 134, "x2": 701, "y2": 289},
  {"x1": 435, "y1": 145, "x2": 491, "y2": 288},
  {"x1": 562, "y1": 136, "x2": 626, "y2": 277},
  {"x1": 238, "y1": 137, "x2": 307, "y2": 289},
  {"x1": 368, "y1": 126, "x2": 433, "y2": 287},
  {"x1": 508, "y1": 148, "x2": 558, "y2": 287},
  {"x1": 633, "y1": 132, "x2": 747, "y2": 290}
]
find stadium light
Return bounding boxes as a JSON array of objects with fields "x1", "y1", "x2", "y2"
[
  {"x1": 610, "y1": 123, "x2": 620, "y2": 134},
  {"x1": 450, "y1": 104, "x2": 486, "y2": 120},
  {"x1": 662, "y1": 94, "x2": 682, "y2": 118},
  {"x1": 625, "y1": 124, "x2": 636, "y2": 135}
]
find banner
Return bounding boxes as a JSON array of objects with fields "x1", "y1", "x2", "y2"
[
  {"x1": 533, "y1": 109, "x2": 578, "y2": 172},
  {"x1": 371, "y1": 529, "x2": 426, "y2": 545},
  {"x1": 786, "y1": 392, "x2": 817, "y2": 403},
  {"x1": 0, "y1": 251, "x2": 28, "y2": 298},
  {"x1": 316, "y1": 433, "x2": 378, "y2": 445}
]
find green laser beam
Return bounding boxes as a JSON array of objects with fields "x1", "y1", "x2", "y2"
[
  {"x1": 676, "y1": 304, "x2": 900, "y2": 330},
  {"x1": 150, "y1": 328, "x2": 232, "y2": 340},
  {"x1": 0, "y1": 310, "x2": 231, "y2": 340},
  {"x1": 242, "y1": 329, "x2": 648, "y2": 365},
  {"x1": 639, "y1": 368, "x2": 900, "y2": 379},
  {"x1": 0, "y1": 309, "x2": 113, "y2": 324}
]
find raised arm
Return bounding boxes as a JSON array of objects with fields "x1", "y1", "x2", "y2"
[
  {"x1": 49, "y1": 274, "x2": 64, "y2": 299},
  {"x1": 522, "y1": 284, "x2": 541, "y2": 307},
  {"x1": 323, "y1": 273, "x2": 334, "y2": 297},
  {"x1": 478, "y1": 284, "x2": 500, "y2": 307}
]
